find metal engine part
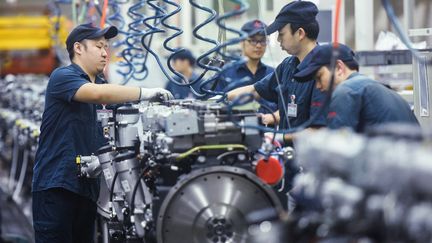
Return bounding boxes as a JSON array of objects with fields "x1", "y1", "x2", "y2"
[
  {"x1": 73, "y1": 99, "x2": 287, "y2": 242},
  {"x1": 157, "y1": 166, "x2": 282, "y2": 243}
]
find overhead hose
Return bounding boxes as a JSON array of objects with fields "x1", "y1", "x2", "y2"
[
  {"x1": 141, "y1": 0, "x2": 249, "y2": 98},
  {"x1": 160, "y1": 0, "x2": 210, "y2": 98},
  {"x1": 51, "y1": 0, "x2": 72, "y2": 65},
  {"x1": 188, "y1": 0, "x2": 219, "y2": 73},
  {"x1": 141, "y1": 1, "x2": 195, "y2": 88},
  {"x1": 118, "y1": 0, "x2": 147, "y2": 83},
  {"x1": 99, "y1": 0, "x2": 108, "y2": 27},
  {"x1": 381, "y1": 0, "x2": 432, "y2": 64},
  {"x1": 107, "y1": 0, "x2": 134, "y2": 83},
  {"x1": 77, "y1": 0, "x2": 89, "y2": 24},
  {"x1": 197, "y1": 0, "x2": 250, "y2": 97},
  {"x1": 130, "y1": 0, "x2": 153, "y2": 81}
]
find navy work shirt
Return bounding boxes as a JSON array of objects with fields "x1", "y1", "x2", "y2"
[
  {"x1": 328, "y1": 73, "x2": 419, "y2": 132},
  {"x1": 254, "y1": 56, "x2": 327, "y2": 129},
  {"x1": 166, "y1": 72, "x2": 201, "y2": 99},
  {"x1": 214, "y1": 60, "x2": 277, "y2": 113},
  {"x1": 32, "y1": 63, "x2": 106, "y2": 202}
]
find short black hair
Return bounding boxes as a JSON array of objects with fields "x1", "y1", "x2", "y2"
[
  {"x1": 290, "y1": 20, "x2": 320, "y2": 40},
  {"x1": 68, "y1": 40, "x2": 88, "y2": 61},
  {"x1": 345, "y1": 61, "x2": 359, "y2": 71},
  {"x1": 68, "y1": 46, "x2": 75, "y2": 61},
  {"x1": 171, "y1": 49, "x2": 196, "y2": 66},
  {"x1": 326, "y1": 61, "x2": 359, "y2": 72}
]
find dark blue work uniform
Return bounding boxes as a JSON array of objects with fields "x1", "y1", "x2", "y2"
[
  {"x1": 253, "y1": 56, "x2": 327, "y2": 209},
  {"x1": 328, "y1": 73, "x2": 419, "y2": 132},
  {"x1": 254, "y1": 56, "x2": 327, "y2": 129},
  {"x1": 32, "y1": 63, "x2": 106, "y2": 243},
  {"x1": 214, "y1": 61, "x2": 278, "y2": 113},
  {"x1": 165, "y1": 72, "x2": 201, "y2": 99}
]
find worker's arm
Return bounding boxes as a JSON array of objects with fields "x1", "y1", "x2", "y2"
[
  {"x1": 260, "y1": 110, "x2": 280, "y2": 126},
  {"x1": 283, "y1": 127, "x2": 320, "y2": 143},
  {"x1": 74, "y1": 83, "x2": 173, "y2": 104},
  {"x1": 226, "y1": 85, "x2": 261, "y2": 101}
]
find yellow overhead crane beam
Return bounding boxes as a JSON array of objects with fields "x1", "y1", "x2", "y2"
[{"x1": 0, "y1": 16, "x2": 69, "y2": 51}]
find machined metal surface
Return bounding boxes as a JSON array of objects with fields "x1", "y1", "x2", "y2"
[{"x1": 157, "y1": 166, "x2": 282, "y2": 243}]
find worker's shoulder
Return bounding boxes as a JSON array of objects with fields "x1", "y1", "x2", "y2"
[
  {"x1": 277, "y1": 56, "x2": 298, "y2": 69},
  {"x1": 260, "y1": 62, "x2": 275, "y2": 72},
  {"x1": 50, "y1": 65, "x2": 79, "y2": 79},
  {"x1": 341, "y1": 73, "x2": 377, "y2": 90}
]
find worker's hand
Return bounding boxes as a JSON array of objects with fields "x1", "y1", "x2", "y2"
[
  {"x1": 259, "y1": 113, "x2": 276, "y2": 126},
  {"x1": 140, "y1": 88, "x2": 174, "y2": 102}
]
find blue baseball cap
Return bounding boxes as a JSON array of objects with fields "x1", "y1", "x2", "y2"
[
  {"x1": 294, "y1": 43, "x2": 359, "y2": 82},
  {"x1": 241, "y1": 19, "x2": 267, "y2": 36},
  {"x1": 171, "y1": 49, "x2": 196, "y2": 66},
  {"x1": 266, "y1": 1, "x2": 318, "y2": 35},
  {"x1": 66, "y1": 23, "x2": 118, "y2": 52}
]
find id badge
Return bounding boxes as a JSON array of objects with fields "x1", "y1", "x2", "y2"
[
  {"x1": 287, "y1": 103, "x2": 297, "y2": 117},
  {"x1": 96, "y1": 109, "x2": 113, "y2": 121}
]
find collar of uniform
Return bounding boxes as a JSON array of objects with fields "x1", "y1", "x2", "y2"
[
  {"x1": 347, "y1": 72, "x2": 361, "y2": 80},
  {"x1": 295, "y1": 42, "x2": 320, "y2": 73},
  {"x1": 70, "y1": 63, "x2": 91, "y2": 81},
  {"x1": 237, "y1": 60, "x2": 266, "y2": 73},
  {"x1": 190, "y1": 71, "x2": 200, "y2": 81},
  {"x1": 70, "y1": 63, "x2": 107, "y2": 84}
]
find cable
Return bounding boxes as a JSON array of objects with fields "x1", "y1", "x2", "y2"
[
  {"x1": 72, "y1": 0, "x2": 77, "y2": 26},
  {"x1": 334, "y1": 0, "x2": 342, "y2": 44},
  {"x1": 108, "y1": 0, "x2": 139, "y2": 83},
  {"x1": 130, "y1": 165, "x2": 151, "y2": 217},
  {"x1": 381, "y1": 0, "x2": 432, "y2": 64},
  {"x1": 109, "y1": 172, "x2": 119, "y2": 204},
  {"x1": 125, "y1": 0, "x2": 148, "y2": 82},
  {"x1": 100, "y1": 0, "x2": 108, "y2": 27},
  {"x1": 77, "y1": 0, "x2": 89, "y2": 24},
  {"x1": 196, "y1": 0, "x2": 250, "y2": 97}
]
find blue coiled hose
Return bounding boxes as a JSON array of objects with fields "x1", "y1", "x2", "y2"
[
  {"x1": 129, "y1": 1, "x2": 152, "y2": 81},
  {"x1": 118, "y1": 0, "x2": 147, "y2": 83},
  {"x1": 197, "y1": 0, "x2": 250, "y2": 97},
  {"x1": 141, "y1": 1, "x2": 197, "y2": 88},
  {"x1": 160, "y1": 0, "x2": 210, "y2": 98},
  {"x1": 143, "y1": 0, "x2": 250, "y2": 98},
  {"x1": 107, "y1": 0, "x2": 133, "y2": 83}
]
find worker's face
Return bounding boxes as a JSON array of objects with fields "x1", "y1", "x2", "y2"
[
  {"x1": 242, "y1": 34, "x2": 267, "y2": 61},
  {"x1": 314, "y1": 62, "x2": 344, "y2": 91},
  {"x1": 314, "y1": 66, "x2": 332, "y2": 91},
  {"x1": 172, "y1": 59, "x2": 191, "y2": 74},
  {"x1": 277, "y1": 24, "x2": 301, "y2": 55},
  {"x1": 76, "y1": 37, "x2": 109, "y2": 74}
]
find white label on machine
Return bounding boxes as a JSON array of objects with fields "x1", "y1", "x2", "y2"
[
  {"x1": 103, "y1": 168, "x2": 112, "y2": 180},
  {"x1": 121, "y1": 180, "x2": 131, "y2": 192}
]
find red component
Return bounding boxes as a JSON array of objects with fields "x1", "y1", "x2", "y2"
[
  {"x1": 1, "y1": 49, "x2": 57, "y2": 75},
  {"x1": 256, "y1": 156, "x2": 284, "y2": 186}
]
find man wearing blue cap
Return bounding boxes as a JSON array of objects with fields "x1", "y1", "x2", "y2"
[
  {"x1": 165, "y1": 48, "x2": 201, "y2": 99},
  {"x1": 227, "y1": 1, "x2": 327, "y2": 133},
  {"x1": 226, "y1": 1, "x2": 327, "y2": 211},
  {"x1": 294, "y1": 43, "x2": 419, "y2": 131},
  {"x1": 32, "y1": 23, "x2": 173, "y2": 242},
  {"x1": 213, "y1": 19, "x2": 277, "y2": 117}
]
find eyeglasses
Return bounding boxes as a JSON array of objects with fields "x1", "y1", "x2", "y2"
[{"x1": 246, "y1": 39, "x2": 268, "y2": 46}]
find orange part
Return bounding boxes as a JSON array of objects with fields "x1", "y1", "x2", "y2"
[{"x1": 255, "y1": 156, "x2": 284, "y2": 186}]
